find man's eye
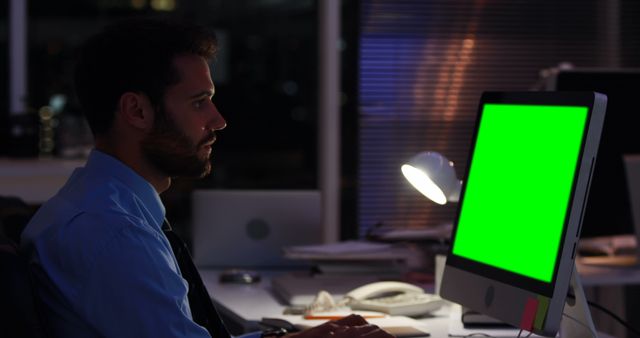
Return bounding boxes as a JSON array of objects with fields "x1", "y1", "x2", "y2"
[{"x1": 194, "y1": 99, "x2": 205, "y2": 108}]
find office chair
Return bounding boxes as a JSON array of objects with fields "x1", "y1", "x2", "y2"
[
  {"x1": 0, "y1": 195, "x2": 48, "y2": 338},
  {"x1": 0, "y1": 232, "x2": 48, "y2": 338},
  {"x1": 0, "y1": 196, "x2": 33, "y2": 244}
]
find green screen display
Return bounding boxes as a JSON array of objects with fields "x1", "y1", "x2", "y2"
[{"x1": 452, "y1": 103, "x2": 588, "y2": 283}]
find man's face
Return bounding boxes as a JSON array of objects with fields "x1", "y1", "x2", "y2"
[{"x1": 141, "y1": 54, "x2": 226, "y2": 179}]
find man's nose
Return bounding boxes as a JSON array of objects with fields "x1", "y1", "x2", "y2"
[{"x1": 209, "y1": 103, "x2": 227, "y2": 131}]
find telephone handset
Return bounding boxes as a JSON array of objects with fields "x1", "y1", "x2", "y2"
[
  {"x1": 346, "y1": 281, "x2": 424, "y2": 300},
  {"x1": 344, "y1": 281, "x2": 445, "y2": 317}
]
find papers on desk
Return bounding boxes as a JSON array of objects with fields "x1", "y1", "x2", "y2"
[
  {"x1": 283, "y1": 240, "x2": 413, "y2": 276},
  {"x1": 284, "y1": 240, "x2": 398, "y2": 260},
  {"x1": 278, "y1": 313, "x2": 432, "y2": 338},
  {"x1": 578, "y1": 234, "x2": 637, "y2": 257},
  {"x1": 368, "y1": 223, "x2": 452, "y2": 241}
]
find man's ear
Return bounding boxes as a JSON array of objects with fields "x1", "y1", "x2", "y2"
[{"x1": 118, "y1": 92, "x2": 154, "y2": 131}]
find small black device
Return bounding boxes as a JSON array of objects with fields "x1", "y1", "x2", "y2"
[{"x1": 218, "y1": 269, "x2": 261, "y2": 284}]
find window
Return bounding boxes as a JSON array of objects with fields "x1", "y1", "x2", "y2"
[{"x1": 357, "y1": 0, "x2": 640, "y2": 236}]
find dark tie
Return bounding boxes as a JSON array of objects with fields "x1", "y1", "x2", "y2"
[{"x1": 162, "y1": 219, "x2": 231, "y2": 338}]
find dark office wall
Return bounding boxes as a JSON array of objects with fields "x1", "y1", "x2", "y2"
[
  {"x1": 1, "y1": 1, "x2": 319, "y2": 190},
  {"x1": 356, "y1": 0, "x2": 640, "y2": 237},
  {"x1": 1, "y1": 3, "x2": 9, "y2": 155},
  {"x1": 0, "y1": 0, "x2": 321, "y2": 242}
]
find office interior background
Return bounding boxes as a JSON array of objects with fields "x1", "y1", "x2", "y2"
[
  {"x1": 4, "y1": 2, "x2": 640, "y2": 337},
  {"x1": 2, "y1": 1, "x2": 640, "y2": 246}
]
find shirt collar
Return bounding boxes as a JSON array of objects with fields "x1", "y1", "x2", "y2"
[{"x1": 84, "y1": 149, "x2": 166, "y2": 229}]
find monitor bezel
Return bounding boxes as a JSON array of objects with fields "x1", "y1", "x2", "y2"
[
  {"x1": 440, "y1": 91, "x2": 607, "y2": 336},
  {"x1": 448, "y1": 92, "x2": 596, "y2": 296}
]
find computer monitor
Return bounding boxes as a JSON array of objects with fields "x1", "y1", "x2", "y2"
[
  {"x1": 551, "y1": 70, "x2": 640, "y2": 238},
  {"x1": 440, "y1": 91, "x2": 607, "y2": 336}
]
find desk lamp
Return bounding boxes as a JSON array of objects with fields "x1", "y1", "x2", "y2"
[{"x1": 401, "y1": 151, "x2": 462, "y2": 205}]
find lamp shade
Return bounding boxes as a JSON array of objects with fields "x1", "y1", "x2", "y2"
[{"x1": 401, "y1": 151, "x2": 462, "y2": 205}]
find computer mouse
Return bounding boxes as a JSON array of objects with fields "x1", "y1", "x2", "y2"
[{"x1": 219, "y1": 269, "x2": 261, "y2": 284}]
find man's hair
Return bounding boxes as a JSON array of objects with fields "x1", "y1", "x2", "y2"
[{"x1": 74, "y1": 18, "x2": 217, "y2": 136}]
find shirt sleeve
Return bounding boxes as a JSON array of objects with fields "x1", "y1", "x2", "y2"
[{"x1": 77, "y1": 221, "x2": 211, "y2": 338}]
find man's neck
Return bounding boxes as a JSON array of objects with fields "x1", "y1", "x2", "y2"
[{"x1": 94, "y1": 139, "x2": 171, "y2": 193}]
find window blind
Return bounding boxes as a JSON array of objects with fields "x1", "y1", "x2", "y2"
[{"x1": 358, "y1": 0, "x2": 640, "y2": 236}]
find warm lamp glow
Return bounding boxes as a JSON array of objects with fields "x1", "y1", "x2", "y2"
[
  {"x1": 401, "y1": 151, "x2": 462, "y2": 204},
  {"x1": 401, "y1": 164, "x2": 447, "y2": 205}
]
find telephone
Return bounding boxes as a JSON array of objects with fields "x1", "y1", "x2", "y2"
[{"x1": 344, "y1": 281, "x2": 445, "y2": 317}]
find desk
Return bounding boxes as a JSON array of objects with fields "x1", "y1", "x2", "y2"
[
  {"x1": 201, "y1": 269, "x2": 619, "y2": 338},
  {"x1": 200, "y1": 270, "x2": 451, "y2": 337},
  {"x1": 0, "y1": 158, "x2": 82, "y2": 203},
  {"x1": 201, "y1": 270, "x2": 290, "y2": 334}
]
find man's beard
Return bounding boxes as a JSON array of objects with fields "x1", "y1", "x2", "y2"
[{"x1": 141, "y1": 106, "x2": 215, "y2": 179}]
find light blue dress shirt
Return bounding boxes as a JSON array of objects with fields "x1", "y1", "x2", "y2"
[{"x1": 21, "y1": 150, "x2": 260, "y2": 338}]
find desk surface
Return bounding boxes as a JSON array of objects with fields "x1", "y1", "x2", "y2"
[
  {"x1": 201, "y1": 269, "x2": 451, "y2": 337},
  {"x1": 201, "y1": 269, "x2": 622, "y2": 338},
  {"x1": 0, "y1": 157, "x2": 83, "y2": 203},
  {"x1": 201, "y1": 270, "x2": 289, "y2": 329}
]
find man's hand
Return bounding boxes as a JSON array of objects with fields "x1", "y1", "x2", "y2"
[{"x1": 286, "y1": 314, "x2": 395, "y2": 338}]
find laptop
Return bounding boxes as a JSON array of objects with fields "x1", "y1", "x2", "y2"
[{"x1": 191, "y1": 190, "x2": 322, "y2": 268}]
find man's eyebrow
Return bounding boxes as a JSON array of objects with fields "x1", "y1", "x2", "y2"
[{"x1": 189, "y1": 90, "x2": 214, "y2": 99}]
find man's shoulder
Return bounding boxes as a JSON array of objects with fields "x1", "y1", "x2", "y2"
[
  {"x1": 64, "y1": 170, "x2": 140, "y2": 210},
  {"x1": 24, "y1": 185, "x2": 157, "y2": 246},
  {"x1": 25, "y1": 206, "x2": 162, "y2": 271},
  {"x1": 21, "y1": 161, "x2": 164, "y2": 262},
  {"x1": 66, "y1": 210, "x2": 162, "y2": 257},
  {"x1": 23, "y1": 184, "x2": 148, "y2": 239},
  {"x1": 62, "y1": 164, "x2": 162, "y2": 228},
  {"x1": 70, "y1": 209, "x2": 154, "y2": 234}
]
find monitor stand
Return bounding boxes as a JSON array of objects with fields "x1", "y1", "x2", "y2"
[
  {"x1": 560, "y1": 263, "x2": 598, "y2": 338},
  {"x1": 460, "y1": 264, "x2": 599, "y2": 338}
]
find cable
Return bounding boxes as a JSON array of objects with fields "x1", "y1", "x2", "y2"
[
  {"x1": 567, "y1": 293, "x2": 640, "y2": 337},
  {"x1": 515, "y1": 329, "x2": 533, "y2": 338}
]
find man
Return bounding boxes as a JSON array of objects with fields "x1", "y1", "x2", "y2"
[{"x1": 20, "y1": 19, "x2": 394, "y2": 338}]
